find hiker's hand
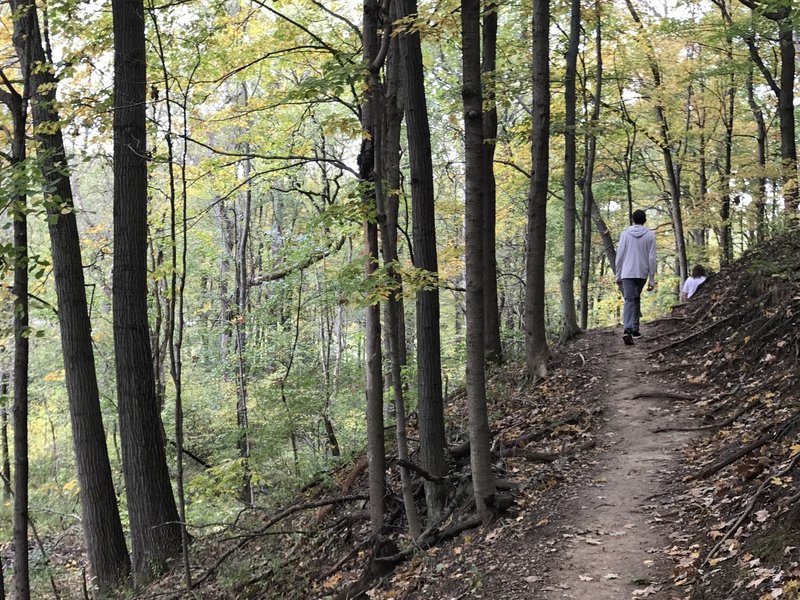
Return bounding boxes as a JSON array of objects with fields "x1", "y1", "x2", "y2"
[{"x1": 647, "y1": 281, "x2": 656, "y2": 292}]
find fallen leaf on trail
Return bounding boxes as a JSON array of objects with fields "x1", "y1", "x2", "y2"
[
  {"x1": 756, "y1": 509, "x2": 770, "y2": 523},
  {"x1": 524, "y1": 575, "x2": 542, "y2": 583},
  {"x1": 604, "y1": 573, "x2": 619, "y2": 579},
  {"x1": 579, "y1": 574, "x2": 593, "y2": 581},
  {"x1": 585, "y1": 538, "x2": 603, "y2": 546},
  {"x1": 643, "y1": 560, "x2": 654, "y2": 567}
]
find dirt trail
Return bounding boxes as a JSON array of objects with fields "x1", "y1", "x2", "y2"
[{"x1": 539, "y1": 328, "x2": 692, "y2": 600}]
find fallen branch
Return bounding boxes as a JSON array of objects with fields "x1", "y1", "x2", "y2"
[
  {"x1": 508, "y1": 411, "x2": 585, "y2": 448},
  {"x1": 704, "y1": 451, "x2": 800, "y2": 565},
  {"x1": 194, "y1": 494, "x2": 368, "y2": 586},
  {"x1": 516, "y1": 439, "x2": 596, "y2": 463},
  {"x1": 395, "y1": 459, "x2": 450, "y2": 484}
]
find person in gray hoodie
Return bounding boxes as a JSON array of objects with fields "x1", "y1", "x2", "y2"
[{"x1": 615, "y1": 209, "x2": 657, "y2": 345}]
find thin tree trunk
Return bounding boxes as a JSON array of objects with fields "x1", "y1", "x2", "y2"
[
  {"x1": 377, "y1": 6, "x2": 422, "y2": 539},
  {"x1": 113, "y1": 0, "x2": 181, "y2": 582},
  {"x1": 462, "y1": 0, "x2": 495, "y2": 523},
  {"x1": 149, "y1": 10, "x2": 194, "y2": 586},
  {"x1": 9, "y1": 2, "x2": 132, "y2": 589},
  {"x1": 1, "y1": 371, "x2": 10, "y2": 499},
  {"x1": 719, "y1": 25, "x2": 735, "y2": 264},
  {"x1": 560, "y1": 0, "x2": 580, "y2": 342},
  {"x1": 398, "y1": 0, "x2": 448, "y2": 522},
  {"x1": 361, "y1": 0, "x2": 385, "y2": 537},
  {"x1": 746, "y1": 69, "x2": 768, "y2": 242},
  {"x1": 579, "y1": 0, "x2": 602, "y2": 330},
  {"x1": 7, "y1": 72, "x2": 30, "y2": 600},
  {"x1": 624, "y1": 0, "x2": 687, "y2": 282},
  {"x1": 482, "y1": 0, "x2": 503, "y2": 363},
  {"x1": 525, "y1": 0, "x2": 550, "y2": 379}
]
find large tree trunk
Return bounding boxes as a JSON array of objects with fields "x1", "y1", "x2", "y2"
[
  {"x1": 560, "y1": 0, "x2": 580, "y2": 342},
  {"x1": 113, "y1": 0, "x2": 181, "y2": 583},
  {"x1": 361, "y1": 0, "x2": 385, "y2": 537},
  {"x1": 462, "y1": 0, "x2": 496, "y2": 523},
  {"x1": 482, "y1": 1, "x2": 503, "y2": 364},
  {"x1": 525, "y1": 0, "x2": 550, "y2": 379},
  {"x1": 719, "y1": 26, "x2": 735, "y2": 264},
  {"x1": 9, "y1": 0, "x2": 131, "y2": 590},
  {"x1": 398, "y1": 0, "x2": 448, "y2": 522}
]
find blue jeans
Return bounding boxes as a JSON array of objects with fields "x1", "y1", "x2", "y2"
[{"x1": 622, "y1": 278, "x2": 646, "y2": 333}]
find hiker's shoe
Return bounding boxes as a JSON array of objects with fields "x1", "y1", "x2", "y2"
[
  {"x1": 631, "y1": 330, "x2": 642, "y2": 340},
  {"x1": 623, "y1": 330, "x2": 634, "y2": 345}
]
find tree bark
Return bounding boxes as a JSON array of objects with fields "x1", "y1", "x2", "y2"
[
  {"x1": 113, "y1": 0, "x2": 181, "y2": 582},
  {"x1": 7, "y1": 73, "x2": 30, "y2": 600},
  {"x1": 361, "y1": 0, "x2": 386, "y2": 537},
  {"x1": 397, "y1": 0, "x2": 448, "y2": 522},
  {"x1": 560, "y1": 0, "x2": 580, "y2": 342},
  {"x1": 624, "y1": 0, "x2": 687, "y2": 282},
  {"x1": 525, "y1": 0, "x2": 550, "y2": 379},
  {"x1": 579, "y1": 0, "x2": 602, "y2": 330},
  {"x1": 482, "y1": 1, "x2": 503, "y2": 364},
  {"x1": 377, "y1": 6, "x2": 422, "y2": 540},
  {"x1": 1, "y1": 371, "x2": 10, "y2": 499},
  {"x1": 9, "y1": 0, "x2": 132, "y2": 590},
  {"x1": 462, "y1": 0, "x2": 496, "y2": 523},
  {"x1": 746, "y1": 69, "x2": 768, "y2": 242}
]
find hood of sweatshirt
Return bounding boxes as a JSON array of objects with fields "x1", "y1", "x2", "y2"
[{"x1": 627, "y1": 224, "x2": 650, "y2": 238}]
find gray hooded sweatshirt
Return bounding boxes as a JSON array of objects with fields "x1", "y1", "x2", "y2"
[{"x1": 615, "y1": 224, "x2": 656, "y2": 283}]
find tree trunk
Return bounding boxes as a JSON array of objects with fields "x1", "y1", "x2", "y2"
[
  {"x1": 624, "y1": 0, "x2": 687, "y2": 282},
  {"x1": 377, "y1": 7, "x2": 422, "y2": 540},
  {"x1": 1, "y1": 371, "x2": 10, "y2": 499},
  {"x1": 113, "y1": 0, "x2": 181, "y2": 583},
  {"x1": 525, "y1": 0, "x2": 550, "y2": 379},
  {"x1": 361, "y1": 0, "x2": 385, "y2": 537},
  {"x1": 560, "y1": 0, "x2": 580, "y2": 342},
  {"x1": 746, "y1": 69, "x2": 768, "y2": 242},
  {"x1": 776, "y1": 13, "x2": 797, "y2": 213},
  {"x1": 398, "y1": 0, "x2": 448, "y2": 522},
  {"x1": 719, "y1": 27, "x2": 735, "y2": 265},
  {"x1": 7, "y1": 75, "x2": 30, "y2": 600},
  {"x1": 579, "y1": 0, "x2": 602, "y2": 330},
  {"x1": 9, "y1": 1, "x2": 132, "y2": 590},
  {"x1": 482, "y1": 1, "x2": 503, "y2": 364},
  {"x1": 462, "y1": 0, "x2": 496, "y2": 523}
]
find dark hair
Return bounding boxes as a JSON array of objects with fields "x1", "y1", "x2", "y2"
[
  {"x1": 632, "y1": 209, "x2": 647, "y2": 225},
  {"x1": 691, "y1": 264, "x2": 706, "y2": 278}
]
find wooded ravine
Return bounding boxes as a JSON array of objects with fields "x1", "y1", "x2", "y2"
[{"x1": 0, "y1": 0, "x2": 798, "y2": 597}]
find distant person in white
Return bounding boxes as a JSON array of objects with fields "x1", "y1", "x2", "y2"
[
  {"x1": 681, "y1": 264, "x2": 707, "y2": 301},
  {"x1": 615, "y1": 209, "x2": 657, "y2": 346}
]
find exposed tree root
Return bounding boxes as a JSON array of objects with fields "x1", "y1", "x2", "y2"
[
  {"x1": 652, "y1": 402, "x2": 756, "y2": 433},
  {"x1": 689, "y1": 410, "x2": 800, "y2": 481},
  {"x1": 630, "y1": 390, "x2": 695, "y2": 402}
]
